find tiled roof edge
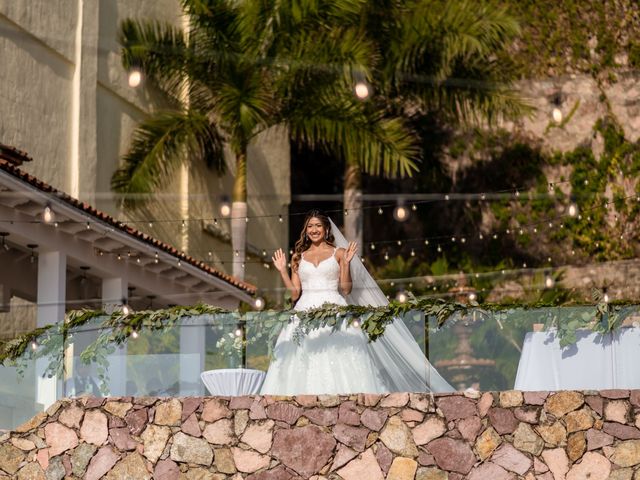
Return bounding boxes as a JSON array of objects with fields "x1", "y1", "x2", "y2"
[{"x1": 0, "y1": 159, "x2": 257, "y2": 295}]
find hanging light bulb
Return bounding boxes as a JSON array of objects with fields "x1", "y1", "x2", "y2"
[
  {"x1": 377, "y1": 207, "x2": 383, "y2": 215},
  {"x1": 254, "y1": 297, "x2": 265, "y2": 310},
  {"x1": 552, "y1": 107, "x2": 563, "y2": 123},
  {"x1": 31, "y1": 340, "x2": 38, "y2": 350},
  {"x1": 603, "y1": 288, "x2": 610, "y2": 304},
  {"x1": 411, "y1": 204, "x2": 417, "y2": 211},
  {"x1": 393, "y1": 202, "x2": 409, "y2": 222},
  {"x1": 131, "y1": 330, "x2": 139, "y2": 339},
  {"x1": 219, "y1": 196, "x2": 231, "y2": 217},
  {"x1": 568, "y1": 203, "x2": 578, "y2": 217},
  {"x1": 354, "y1": 81, "x2": 370, "y2": 100},
  {"x1": 234, "y1": 324, "x2": 243, "y2": 337},
  {"x1": 410, "y1": 249, "x2": 415, "y2": 257},
  {"x1": 384, "y1": 252, "x2": 389, "y2": 261},
  {"x1": 43, "y1": 205, "x2": 55, "y2": 224},
  {"x1": 468, "y1": 292, "x2": 477, "y2": 302},
  {"x1": 352, "y1": 319, "x2": 360, "y2": 328},
  {"x1": 128, "y1": 68, "x2": 142, "y2": 88},
  {"x1": 278, "y1": 215, "x2": 283, "y2": 223},
  {"x1": 395, "y1": 290, "x2": 408, "y2": 303},
  {"x1": 122, "y1": 301, "x2": 131, "y2": 316},
  {"x1": 544, "y1": 272, "x2": 554, "y2": 289},
  {"x1": 424, "y1": 240, "x2": 429, "y2": 246},
  {"x1": 370, "y1": 243, "x2": 376, "y2": 250}
]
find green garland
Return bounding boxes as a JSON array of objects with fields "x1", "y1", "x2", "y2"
[{"x1": 1, "y1": 294, "x2": 637, "y2": 370}]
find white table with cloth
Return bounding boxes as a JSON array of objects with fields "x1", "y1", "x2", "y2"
[
  {"x1": 514, "y1": 327, "x2": 640, "y2": 391},
  {"x1": 200, "y1": 369, "x2": 266, "y2": 396}
]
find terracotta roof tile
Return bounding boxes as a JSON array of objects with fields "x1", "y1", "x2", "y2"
[{"x1": 0, "y1": 158, "x2": 256, "y2": 295}]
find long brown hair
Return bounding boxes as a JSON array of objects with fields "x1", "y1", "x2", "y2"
[{"x1": 291, "y1": 210, "x2": 335, "y2": 272}]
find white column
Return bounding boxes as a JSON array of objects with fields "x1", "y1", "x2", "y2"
[
  {"x1": 180, "y1": 316, "x2": 206, "y2": 395},
  {"x1": 36, "y1": 251, "x2": 66, "y2": 408},
  {"x1": 101, "y1": 277, "x2": 128, "y2": 396},
  {"x1": 101, "y1": 277, "x2": 128, "y2": 313}
]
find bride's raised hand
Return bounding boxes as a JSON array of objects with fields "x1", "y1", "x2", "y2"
[
  {"x1": 344, "y1": 242, "x2": 358, "y2": 263},
  {"x1": 272, "y1": 248, "x2": 287, "y2": 272}
]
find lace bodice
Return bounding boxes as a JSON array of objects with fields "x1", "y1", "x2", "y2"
[{"x1": 294, "y1": 249, "x2": 347, "y2": 311}]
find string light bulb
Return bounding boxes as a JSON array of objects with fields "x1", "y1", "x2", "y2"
[
  {"x1": 396, "y1": 290, "x2": 408, "y2": 303},
  {"x1": 128, "y1": 68, "x2": 142, "y2": 88},
  {"x1": 278, "y1": 215, "x2": 283, "y2": 223},
  {"x1": 354, "y1": 81, "x2": 370, "y2": 100},
  {"x1": 603, "y1": 289, "x2": 610, "y2": 304},
  {"x1": 254, "y1": 297, "x2": 265, "y2": 310},
  {"x1": 378, "y1": 207, "x2": 383, "y2": 215},
  {"x1": 393, "y1": 203, "x2": 409, "y2": 222},
  {"x1": 544, "y1": 272, "x2": 554, "y2": 289},
  {"x1": 131, "y1": 330, "x2": 139, "y2": 339},
  {"x1": 234, "y1": 325, "x2": 243, "y2": 337},
  {"x1": 219, "y1": 197, "x2": 231, "y2": 217},
  {"x1": 568, "y1": 203, "x2": 578, "y2": 217},
  {"x1": 43, "y1": 205, "x2": 55, "y2": 224}
]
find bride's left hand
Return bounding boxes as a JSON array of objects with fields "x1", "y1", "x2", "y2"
[{"x1": 344, "y1": 242, "x2": 358, "y2": 263}]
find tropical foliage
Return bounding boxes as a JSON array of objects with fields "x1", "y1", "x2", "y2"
[{"x1": 112, "y1": 0, "x2": 420, "y2": 278}]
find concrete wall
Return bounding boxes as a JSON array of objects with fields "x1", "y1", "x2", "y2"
[
  {"x1": 2, "y1": 391, "x2": 640, "y2": 478},
  {"x1": 0, "y1": 1, "x2": 287, "y2": 302}
]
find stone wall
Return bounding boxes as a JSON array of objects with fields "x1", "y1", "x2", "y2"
[{"x1": 1, "y1": 391, "x2": 640, "y2": 479}]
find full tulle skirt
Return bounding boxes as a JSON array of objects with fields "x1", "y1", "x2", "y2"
[{"x1": 260, "y1": 316, "x2": 387, "y2": 395}]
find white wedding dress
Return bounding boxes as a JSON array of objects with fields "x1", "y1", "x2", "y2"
[
  {"x1": 260, "y1": 248, "x2": 387, "y2": 394},
  {"x1": 260, "y1": 219, "x2": 454, "y2": 395}
]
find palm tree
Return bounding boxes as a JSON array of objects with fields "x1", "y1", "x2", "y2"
[
  {"x1": 111, "y1": 0, "x2": 419, "y2": 280},
  {"x1": 342, "y1": 0, "x2": 528, "y2": 249}
]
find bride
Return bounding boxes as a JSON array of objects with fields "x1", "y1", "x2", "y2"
[{"x1": 260, "y1": 210, "x2": 453, "y2": 395}]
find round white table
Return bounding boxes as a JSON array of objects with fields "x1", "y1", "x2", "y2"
[
  {"x1": 200, "y1": 369, "x2": 266, "y2": 396},
  {"x1": 514, "y1": 327, "x2": 640, "y2": 391}
]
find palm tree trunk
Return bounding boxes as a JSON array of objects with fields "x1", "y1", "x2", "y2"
[
  {"x1": 231, "y1": 150, "x2": 247, "y2": 280},
  {"x1": 343, "y1": 162, "x2": 363, "y2": 254}
]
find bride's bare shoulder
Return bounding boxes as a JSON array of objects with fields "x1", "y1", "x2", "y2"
[{"x1": 334, "y1": 246, "x2": 346, "y2": 259}]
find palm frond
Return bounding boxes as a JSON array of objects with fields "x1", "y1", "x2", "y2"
[
  {"x1": 383, "y1": 0, "x2": 525, "y2": 124},
  {"x1": 287, "y1": 89, "x2": 420, "y2": 178},
  {"x1": 111, "y1": 110, "x2": 224, "y2": 208}
]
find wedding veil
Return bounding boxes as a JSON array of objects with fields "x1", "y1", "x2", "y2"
[{"x1": 330, "y1": 219, "x2": 454, "y2": 393}]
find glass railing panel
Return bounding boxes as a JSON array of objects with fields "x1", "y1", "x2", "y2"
[{"x1": 0, "y1": 330, "x2": 64, "y2": 431}]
